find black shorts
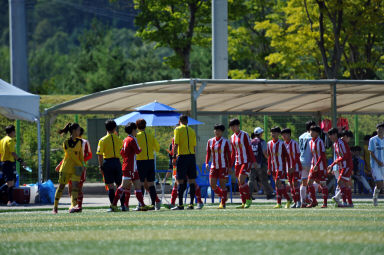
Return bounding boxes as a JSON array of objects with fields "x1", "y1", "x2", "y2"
[
  {"x1": 176, "y1": 154, "x2": 197, "y2": 180},
  {"x1": 102, "y1": 158, "x2": 122, "y2": 185},
  {"x1": 2, "y1": 161, "x2": 17, "y2": 182},
  {"x1": 137, "y1": 159, "x2": 155, "y2": 182}
]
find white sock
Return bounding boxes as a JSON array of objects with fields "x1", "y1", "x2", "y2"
[
  {"x1": 300, "y1": 185, "x2": 307, "y2": 204},
  {"x1": 373, "y1": 187, "x2": 380, "y2": 199},
  {"x1": 334, "y1": 187, "x2": 342, "y2": 200}
]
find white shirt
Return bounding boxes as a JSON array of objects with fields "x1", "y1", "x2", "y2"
[{"x1": 368, "y1": 135, "x2": 384, "y2": 170}]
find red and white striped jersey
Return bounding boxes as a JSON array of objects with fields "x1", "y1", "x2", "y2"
[
  {"x1": 332, "y1": 138, "x2": 353, "y2": 170},
  {"x1": 206, "y1": 136, "x2": 232, "y2": 169},
  {"x1": 81, "y1": 138, "x2": 93, "y2": 162},
  {"x1": 231, "y1": 131, "x2": 256, "y2": 165},
  {"x1": 309, "y1": 137, "x2": 327, "y2": 171},
  {"x1": 284, "y1": 139, "x2": 302, "y2": 172},
  {"x1": 121, "y1": 135, "x2": 142, "y2": 172},
  {"x1": 267, "y1": 139, "x2": 291, "y2": 172}
]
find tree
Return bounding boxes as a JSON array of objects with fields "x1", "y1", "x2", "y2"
[
  {"x1": 256, "y1": 0, "x2": 384, "y2": 79},
  {"x1": 133, "y1": 0, "x2": 211, "y2": 77}
]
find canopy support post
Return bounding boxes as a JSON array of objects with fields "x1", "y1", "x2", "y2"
[
  {"x1": 44, "y1": 114, "x2": 51, "y2": 181},
  {"x1": 264, "y1": 115, "x2": 268, "y2": 141},
  {"x1": 37, "y1": 119, "x2": 42, "y2": 184},
  {"x1": 16, "y1": 119, "x2": 20, "y2": 176},
  {"x1": 331, "y1": 81, "x2": 337, "y2": 128},
  {"x1": 354, "y1": 115, "x2": 359, "y2": 146}
]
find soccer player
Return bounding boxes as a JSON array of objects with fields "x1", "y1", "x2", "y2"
[
  {"x1": 327, "y1": 128, "x2": 354, "y2": 207},
  {"x1": 135, "y1": 119, "x2": 161, "y2": 210},
  {"x1": 66, "y1": 127, "x2": 92, "y2": 212},
  {"x1": 368, "y1": 122, "x2": 384, "y2": 206},
  {"x1": 110, "y1": 122, "x2": 148, "y2": 212},
  {"x1": 53, "y1": 123, "x2": 84, "y2": 214},
  {"x1": 0, "y1": 125, "x2": 26, "y2": 206},
  {"x1": 97, "y1": 120, "x2": 125, "y2": 212},
  {"x1": 307, "y1": 126, "x2": 328, "y2": 208},
  {"x1": 298, "y1": 120, "x2": 315, "y2": 207},
  {"x1": 281, "y1": 128, "x2": 302, "y2": 208},
  {"x1": 171, "y1": 115, "x2": 198, "y2": 210},
  {"x1": 229, "y1": 118, "x2": 256, "y2": 209},
  {"x1": 267, "y1": 127, "x2": 293, "y2": 209},
  {"x1": 206, "y1": 124, "x2": 232, "y2": 209}
]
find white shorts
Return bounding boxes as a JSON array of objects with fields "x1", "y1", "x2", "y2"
[
  {"x1": 301, "y1": 165, "x2": 311, "y2": 180},
  {"x1": 371, "y1": 167, "x2": 384, "y2": 182}
]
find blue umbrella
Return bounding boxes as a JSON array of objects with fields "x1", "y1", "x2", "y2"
[
  {"x1": 115, "y1": 101, "x2": 203, "y2": 126},
  {"x1": 115, "y1": 111, "x2": 203, "y2": 126}
]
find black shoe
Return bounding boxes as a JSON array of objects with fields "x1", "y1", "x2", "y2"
[
  {"x1": 251, "y1": 196, "x2": 256, "y2": 200},
  {"x1": 266, "y1": 194, "x2": 276, "y2": 200},
  {"x1": 171, "y1": 205, "x2": 184, "y2": 210},
  {"x1": 187, "y1": 204, "x2": 194, "y2": 210},
  {"x1": 121, "y1": 205, "x2": 129, "y2": 212}
]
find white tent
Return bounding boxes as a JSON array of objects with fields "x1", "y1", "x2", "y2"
[{"x1": 0, "y1": 78, "x2": 42, "y2": 183}]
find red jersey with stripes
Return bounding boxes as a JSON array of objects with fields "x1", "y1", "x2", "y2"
[
  {"x1": 309, "y1": 137, "x2": 327, "y2": 171},
  {"x1": 267, "y1": 139, "x2": 291, "y2": 172},
  {"x1": 81, "y1": 139, "x2": 93, "y2": 162},
  {"x1": 121, "y1": 135, "x2": 142, "y2": 172},
  {"x1": 331, "y1": 138, "x2": 353, "y2": 170},
  {"x1": 231, "y1": 131, "x2": 256, "y2": 166},
  {"x1": 284, "y1": 139, "x2": 302, "y2": 172},
  {"x1": 206, "y1": 136, "x2": 232, "y2": 169}
]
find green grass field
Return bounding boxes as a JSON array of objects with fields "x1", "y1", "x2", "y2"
[{"x1": 0, "y1": 203, "x2": 383, "y2": 255}]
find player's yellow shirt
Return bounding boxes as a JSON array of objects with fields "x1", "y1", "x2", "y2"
[
  {"x1": 96, "y1": 133, "x2": 122, "y2": 159},
  {"x1": 0, "y1": 137, "x2": 3, "y2": 160},
  {"x1": 136, "y1": 130, "x2": 160, "y2": 161},
  {"x1": 0, "y1": 136, "x2": 16, "y2": 162},
  {"x1": 60, "y1": 138, "x2": 84, "y2": 174},
  {"x1": 174, "y1": 124, "x2": 196, "y2": 155}
]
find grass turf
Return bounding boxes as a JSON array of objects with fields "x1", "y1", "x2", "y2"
[{"x1": 0, "y1": 203, "x2": 383, "y2": 255}]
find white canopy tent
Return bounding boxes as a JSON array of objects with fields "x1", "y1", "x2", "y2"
[{"x1": 0, "y1": 78, "x2": 42, "y2": 183}]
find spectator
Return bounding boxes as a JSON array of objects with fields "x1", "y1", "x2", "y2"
[{"x1": 351, "y1": 146, "x2": 373, "y2": 193}]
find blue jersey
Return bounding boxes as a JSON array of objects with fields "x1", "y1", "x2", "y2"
[
  {"x1": 299, "y1": 132, "x2": 312, "y2": 166},
  {"x1": 368, "y1": 135, "x2": 384, "y2": 170}
]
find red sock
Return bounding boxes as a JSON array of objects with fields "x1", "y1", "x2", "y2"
[
  {"x1": 291, "y1": 186, "x2": 297, "y2": 203},
  {"x1": 77, "y1": 182, "x2": 84, "y2": 208},
  {"x1": 282, "y1": 186, "x2": 291, "y2": 201},
  {"x1": 238, "y1": 184, "x2": 246, "y2": 204},
  {"x1": 135, "y1": 190, "x2": 145, "y2": 206},
  {"x1": 213, "y1": 186, "x2": 223, "y2": 197},
  {"x1": 341, "y1": 187, "x2": 347, "y2": 204},
  {"x1": 321, "y1": 185, "x2": 328, "y2": 206},
  {"x1": 171, "y1": 186, "x2": 178, "y2": 205},
  {"x1": 124, "y1": 190, "x2": 130, "y2": 207},
  {"x1": 195, "y1": 185, "x2": 203, "y2": 204},
  {"x1": 241, "y1": 183, "x2": 251, "y2": 200},
  {"x1": 276, "y1": 189, "x2": 282, "y2": 204},
  {"x1": 113, "y1": 187, "x2": 124, "y2": 206},
  {"x1": 222, "y1": 189, "x2": 227, "y2": 205},
  {"x1": 155, "y1": 195, "x2": 160, "y2": 203},
  {"x1": 346, "y1": 187, "x2": 353, "y2": 204},
  {"x1": 308, "y1": 185, "x2": 317, "y2": 204}
]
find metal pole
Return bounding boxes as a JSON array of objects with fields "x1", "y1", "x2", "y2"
[
  {"x1": 264, "y1": 115, "x2": 268, "y2": 141},
  {"x1": 354, "y1": 115, "x2": 359, "y2": 146},
  {"x1": 212, "y1": 0, "x2": 228, "y2": 79},
  {"x1": 9, "y1": 0, "x2": 29, "y2": 91},
  {"x1": 37, "y1": 119, "x2": 42, "y2": 184},
  {"x1": 44, "y1": 115, "x2": 51, "y2": 181},
  {"x1": 75, "y1": 114, "x2": 79, "y2": 123},
  {"x1": 190, "y1": 79, "x2": 198, "y2": 156},
  {"x1": 331, "y1": 82, "x2": 337, "y2": 128}
]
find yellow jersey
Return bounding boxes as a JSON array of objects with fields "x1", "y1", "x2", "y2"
[
  {"x1": 60, "y1": 138, "x2": 84, "y2": 174},
  {"x1": 96, "y1": 133, "x2": 122, "y2": 159},
  {"x1": 0, "y1": 136, "x2": 16, "y2": 162},
  {"x1": 174, "y1": 124, "x2": 196, "y2": 155},
  {"x1": 136, "y1": 130, "x2": 160, "y2": 161},
  {"x1": 0, "y1": 137, "x2": 3, "y2": 160}
]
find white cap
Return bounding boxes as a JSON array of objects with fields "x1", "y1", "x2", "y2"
[{"x1": 254, "y1": 127, "x2": 264, "y2": 135}]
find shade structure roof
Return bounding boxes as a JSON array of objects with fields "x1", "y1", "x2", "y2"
[
  {"x1": 115, "y1": 111, "x2": 203, "y2": 126},
  {"x1": 44, "y1": 79, "x2": 384, "y2": 116}
]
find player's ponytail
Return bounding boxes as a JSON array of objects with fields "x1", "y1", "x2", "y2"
[{"x1": 58, "y1": 123, "x2": 72, "y2": 135}]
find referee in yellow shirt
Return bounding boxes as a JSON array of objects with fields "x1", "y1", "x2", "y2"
[
  {"x1": 172, "y1": 115, "x2": 197, "y2": 210},
  {"x1": 0, "y1": 125, "x2": 26, "y2": 206},
  {"x1": 136, "y1": 119, "x2": 161, "y2": 210},
  {"x1": 97, "y1": 120, "x2": 125, "y2": 211}
]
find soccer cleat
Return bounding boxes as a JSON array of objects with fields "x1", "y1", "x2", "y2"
[
  {"x1": 236, "y1": 203, "x2": 245, "y2": 209},
  {"x1": 291, "y1": 202, "x2": 297, "y2": 208},
  {"x1": 52, "y1": 207, "x2": 58, "y2": 214},
  {"x1": 321, "y1": 204, "x2": 327, "y2": 208},
  {"x1": 266, "y1": 194, "x2": 275, "y2": 200},
  {"x1": 218, "y1": 202, "x2": 226, "y2": 209},
  {"x1": 146, "y1": 205, "x2": 155, "y2": 211},
  {"x1": 171, "y1": 205, "x2": 184, "y2": 210},
  {"x1": 110, "y1": 205, "x2": 119, "y2": 212},
  {"x1": 7, "y1": 201, "x2": 18, "y2": 207},
  {"x1": 346, "y1": 203, "x2": 354, "y2": 208},
  {"x1": 285, "y1": 200, "x2": 292, "y2": 209},
  {"x1": 274, "y1": 203, "x2": 282, "y2": 209},
  {"x1": 300, "y1": 203, "x2": 307, "y2": 208},
  {"x1": 68, "y1": 207, "x2": 76, "y2": 213},
  {"x1": 196, "y1": 203, "x2": 204, "y2": 210},
  {"x1": 332, "y1": 197, "x2": 341, "y2": 207},
  {"x1": 244, "y1": 199, "x2": 252, "y2": 208},
  {"x1": 306, "y1": 202, "x2": 318, "y2": 208},
  {"x1": 121, "y1": 205, "x2": 128, "y2": 212},
  {"x1": 73, "y1": 207, "x2": 82, "y2": 213},
  {"x1": 373, "y1": 197, "x2": 378, "y2": 206},
  {"x1": 296, "y1": 201, "x2": 302, "y2": 208},
  {"x1": 155, "y1": 201, "x2": 162, "y2": 211},
  {"x1": 163, "y1": 204, "x2": 175, "y2": 209},
  {"x1": 187, "y1": 204, "x2": 194, "y2": 210}
]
